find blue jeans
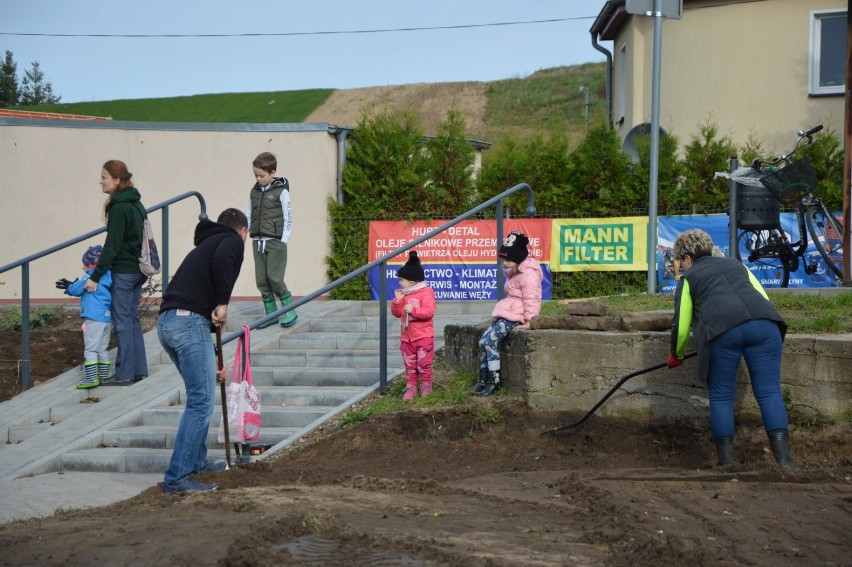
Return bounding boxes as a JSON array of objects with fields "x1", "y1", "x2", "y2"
[
  {"x1": 158, "y1": 309, "x2": 216, "y2": 484},
  {"x1": 706, "y1": 318, "x2": 788, "y2": 438},
  {"x1": 111, "y1": 272, "x2": 148, "y2": 380},
  {"x1": 479, "y1": 318, "x2": 519, "y2": 372}
]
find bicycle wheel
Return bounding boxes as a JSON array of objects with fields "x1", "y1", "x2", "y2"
[
  {"x1": 737, "y1": 228, "x2": 793, "y2": 287},
  {"x1": 805, "y1": 204, "x2": 844, "y2": 279}
]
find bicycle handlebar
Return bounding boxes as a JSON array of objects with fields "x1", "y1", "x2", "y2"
[
  {"x1": 752, "y1": 124, "x2": 823, "y2": 169},
  {"x1": 801, "y1": 125, "x2": 823, "y2": 138}
]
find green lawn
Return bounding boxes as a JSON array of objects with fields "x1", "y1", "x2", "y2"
[
  {"x1": 540, "y1": 291, "x2": 852, "y2": 334},
  {"x1": 21, "y1": 89, "x2": 334, "y2": 123}
]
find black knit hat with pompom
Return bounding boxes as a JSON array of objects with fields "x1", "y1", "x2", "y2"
[{"x1": 397, "y1": 251, "x2": 425, "y2": 282}]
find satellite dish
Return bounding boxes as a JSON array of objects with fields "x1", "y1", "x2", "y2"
[{"x1": 623, "y1": 123, "x2": 668, "y2": 163}]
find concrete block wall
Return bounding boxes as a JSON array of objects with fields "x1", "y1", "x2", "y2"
[{"x1": 444, "y1": 325, "x2": 852, "y2": 421}]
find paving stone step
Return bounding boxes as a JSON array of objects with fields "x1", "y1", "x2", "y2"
[
  {"x1": 250, "y1": 367, "x2": 381, "y2": 387},
  {"x1": 101, "y1": 425, "x2": 300, "y2": 449},
  {"x1": 59, "y1": 447, "x2": 222, "y2": 474},
  {"x1": 250, "y1": 349, "x2": 402, "y2": 369},
  {"x1": 140, "y1": 405, "x2": 339, "y2": 428}
]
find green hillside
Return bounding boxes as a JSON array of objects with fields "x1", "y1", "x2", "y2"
[
  {"x1": 485, "y1": 63, "x2": 606, "y2": 140},
  {"x1": 22, "y1": 89, "x2": 334, "y2": 123},
  {"x1": 19, "y1": 63, "x2": 606, "y2": 140}
]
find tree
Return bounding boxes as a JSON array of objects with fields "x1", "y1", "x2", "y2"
[
  {"x1": 0, "y1": 50, "x2": 19, "y2": 107},
  {"x1": 423, "y1": 109, "x2": 477, "y2": 216},
  {"x1": 19, "y1": 61, "x2": 60, "y2": 105}
]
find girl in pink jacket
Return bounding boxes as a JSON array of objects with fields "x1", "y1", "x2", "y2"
[
  {"x1": 471, "y1": 230, "x2": 543, "y2": 397},
  {"x1": 391, "y1": 251, "x2": 437, "y2": 400}
]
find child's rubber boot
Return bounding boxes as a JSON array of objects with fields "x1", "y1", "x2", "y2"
[
  {"x1": 97, "y1": 360, "x2": 111, "y2": 385},
  {"x1": 419, "y1": 378, "x2": 432, "y2": 397},
  {"x1": 279, "y1": 292, "x2": 298, "y2": 327},
  {"x1": 76, "y1": 361, "x2": 100, "y2": 389},
  {"x1": 258, "y1": 297, "x2": 277, "y2": 329},
  {"x1": 403, "y1": 376, "x2": 417, "y2": 400},
  {"x1": 477, "y1": 370, "x2": 502, "y2": 397},
  {"x1": 468, "y1": 368, "x2": 488, "y2": 395}
]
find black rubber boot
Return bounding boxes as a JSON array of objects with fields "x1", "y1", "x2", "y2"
[
  {"x1": 477, "y1": 370, "x2": 502, "y2": 397},
  {"x1": 767, "y1": 429, "x2": 796, "y2": 469},
  {"x1": 468, "y1": 368, "x2": 488, "y2": 395},
  {"x1": 713, "y1": 436, "x2": 734, "y2": 467}
]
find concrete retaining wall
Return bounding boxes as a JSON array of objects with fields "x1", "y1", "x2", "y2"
[{"x1": 444, "y1": 326, "x2": 852, "y2": 421}]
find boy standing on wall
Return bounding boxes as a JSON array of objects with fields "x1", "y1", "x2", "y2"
[{"x1": 246, "y1": 152, "x2": 296, "y2": 328}]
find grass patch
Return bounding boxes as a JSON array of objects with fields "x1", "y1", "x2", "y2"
[
  {"x1": 335, "y1": 365, "x2": 482, "y2": 427},
  {"x1": 540, "y1": 291, "x2": 852, "y2": 334},
  {"x1": 22, "y1": 89, "x2": 334, "y2": 123},
  {"x1": 484, "y1": 63, "x2": 606, "y2": 140},
  {"x1": 473, "y1": 405, "x2": 503, "y2": 426},
  {"x1": 0, "y1": 305, "x2": 65, "y2": 331}
]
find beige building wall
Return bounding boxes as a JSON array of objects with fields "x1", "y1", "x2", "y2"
[
  {"x1": 0, "y1": 120, "x2": 340, "y2": 302},
  {"x1": 614, "y1": 0, "x2": 845, "y2": 152}
]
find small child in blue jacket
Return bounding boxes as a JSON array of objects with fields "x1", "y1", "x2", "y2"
[{"x1": 56, "y1": 245, "x2": 113, "y2": 389}]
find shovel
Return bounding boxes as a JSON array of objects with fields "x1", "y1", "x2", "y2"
[
  {"x1": 215, "y1": 326, "x2": 232, "y2": 467},
  {"x1": 541, "y1": 351, "x2": 697, "y2": 436}
]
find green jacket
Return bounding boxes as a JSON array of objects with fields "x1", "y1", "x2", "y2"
[
  {"x1": 91, "y1": 188, "x2": 146, "y2": 282},
  {"x1": 248, "y1": 177, "x2": 291, "y2": 240}
]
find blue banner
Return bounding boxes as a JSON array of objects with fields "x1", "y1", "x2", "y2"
[
  {"x1": 369, "y1": 263, "x2": 553, "y2": 301},
  {"x1": 657, "y1": 213, "x2": 842, "y2": 293}
]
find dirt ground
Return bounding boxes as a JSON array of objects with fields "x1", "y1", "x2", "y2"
[
  {"x1": 0, "y1": 306, "x2": 159, "y2": 402},
  {"x1": 1, "y1": 311, "x2": 850, "y2": 566},
  {"x1": 304, "y1": 82, "x2": 488, "y2": 139}
]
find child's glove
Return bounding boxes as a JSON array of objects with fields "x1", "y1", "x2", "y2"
[
  {"x1": 666, "y1": 354, "x2": 683, "y2": 369},
  {"x1": 55, "y1": 278, "x2": 77, "y2": 290}
]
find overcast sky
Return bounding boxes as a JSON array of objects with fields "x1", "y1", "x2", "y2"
[{"x1": 2, "y1": 0, "x2": 609, "y2": 103}]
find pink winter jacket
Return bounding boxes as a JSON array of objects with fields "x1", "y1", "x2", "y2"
[
  {"x1": 491, "y1": 257, "x2": 543, "y2": 324},
  {"x1": 391, "y1": 284, "x2": 436, "y2": 343}
]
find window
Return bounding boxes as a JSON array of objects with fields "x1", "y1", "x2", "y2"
[{"x1": 809, "y1": 10, "x2": 847, "y2": 95}]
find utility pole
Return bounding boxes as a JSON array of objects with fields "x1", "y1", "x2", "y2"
[
  {"x1": 625, "y1": 0, "x2": 682, "y2": 294},
  {"x1": 843, "y1": 2, "x2": 851, "y2": 286}
]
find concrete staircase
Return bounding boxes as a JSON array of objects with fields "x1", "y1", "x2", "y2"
[{"x1": 0, "y1": 300, "x2": 493, "y2": 480}]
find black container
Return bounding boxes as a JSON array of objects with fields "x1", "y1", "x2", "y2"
[{"x1": 737, "y1": 182, "x2": 780, "y2": 229}]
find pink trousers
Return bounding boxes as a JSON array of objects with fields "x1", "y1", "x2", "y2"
[{"x1": 401, "y1": 337, "x2": 434, "y2": 392}]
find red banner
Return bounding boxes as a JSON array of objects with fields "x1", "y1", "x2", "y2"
[{"x1": 369, "y1": 219, "x2": 551, "y2": 264}]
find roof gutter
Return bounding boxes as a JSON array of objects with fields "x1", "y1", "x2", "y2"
[
  {"x1": 591, "y1": 31, "x2": 613, "y2": 128},
  {"x1": 327, "y1": 124, "x2": 353, "y2": 203},
  {"x1": 590, "y1": 0, "x2": 627, "y2": 129}
]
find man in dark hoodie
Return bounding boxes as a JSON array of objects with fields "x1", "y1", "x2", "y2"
[{"x1": 158, "y1": 208, "x2": 248, "y2": 493}]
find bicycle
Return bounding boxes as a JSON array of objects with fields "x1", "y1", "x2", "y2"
[{"x1": 728, "y1": 125, "x2": 844, "y2": 287}]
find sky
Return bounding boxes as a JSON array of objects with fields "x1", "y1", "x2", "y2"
[{"x1": 2, "y1": 0, "x2": 609, "y2": 103}]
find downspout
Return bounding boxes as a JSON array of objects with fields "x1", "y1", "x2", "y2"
[
  {"x1": 327, "y1": 125, "x2": 352, "y2": 203},
  {"x1": 591, "y1": 31, "x2": 613, "y2": 128}
]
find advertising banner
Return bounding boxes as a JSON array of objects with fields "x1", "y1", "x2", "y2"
[
  {"x1": 657, "y1": 213, "x2": 841, "y2": 293},
  {"x1": 550, "y1": 217, "x2": 649, "y2": 272},
  {"x1": 368, "y1": 219, "x2": 552, "y2": 300},
  {"x1": 366, "y1": 213, "x2": 839, "y2": 299}
]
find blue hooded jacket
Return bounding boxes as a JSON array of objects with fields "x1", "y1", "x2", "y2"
[{"x1": 65, "y1": 269, "x2": 113, "y2": 323}]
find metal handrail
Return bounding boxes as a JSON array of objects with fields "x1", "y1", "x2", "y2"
[
  {"x1": 223, "y1": 182, "x2": 536, "y2": 393},
  {"x1": 0, "y1": 191, "x2": 208, "y2": 390}
]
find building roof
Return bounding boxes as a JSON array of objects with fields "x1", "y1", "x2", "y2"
[{"x1": 0, "y1": 109, "x2": 112, "y2": 121}]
